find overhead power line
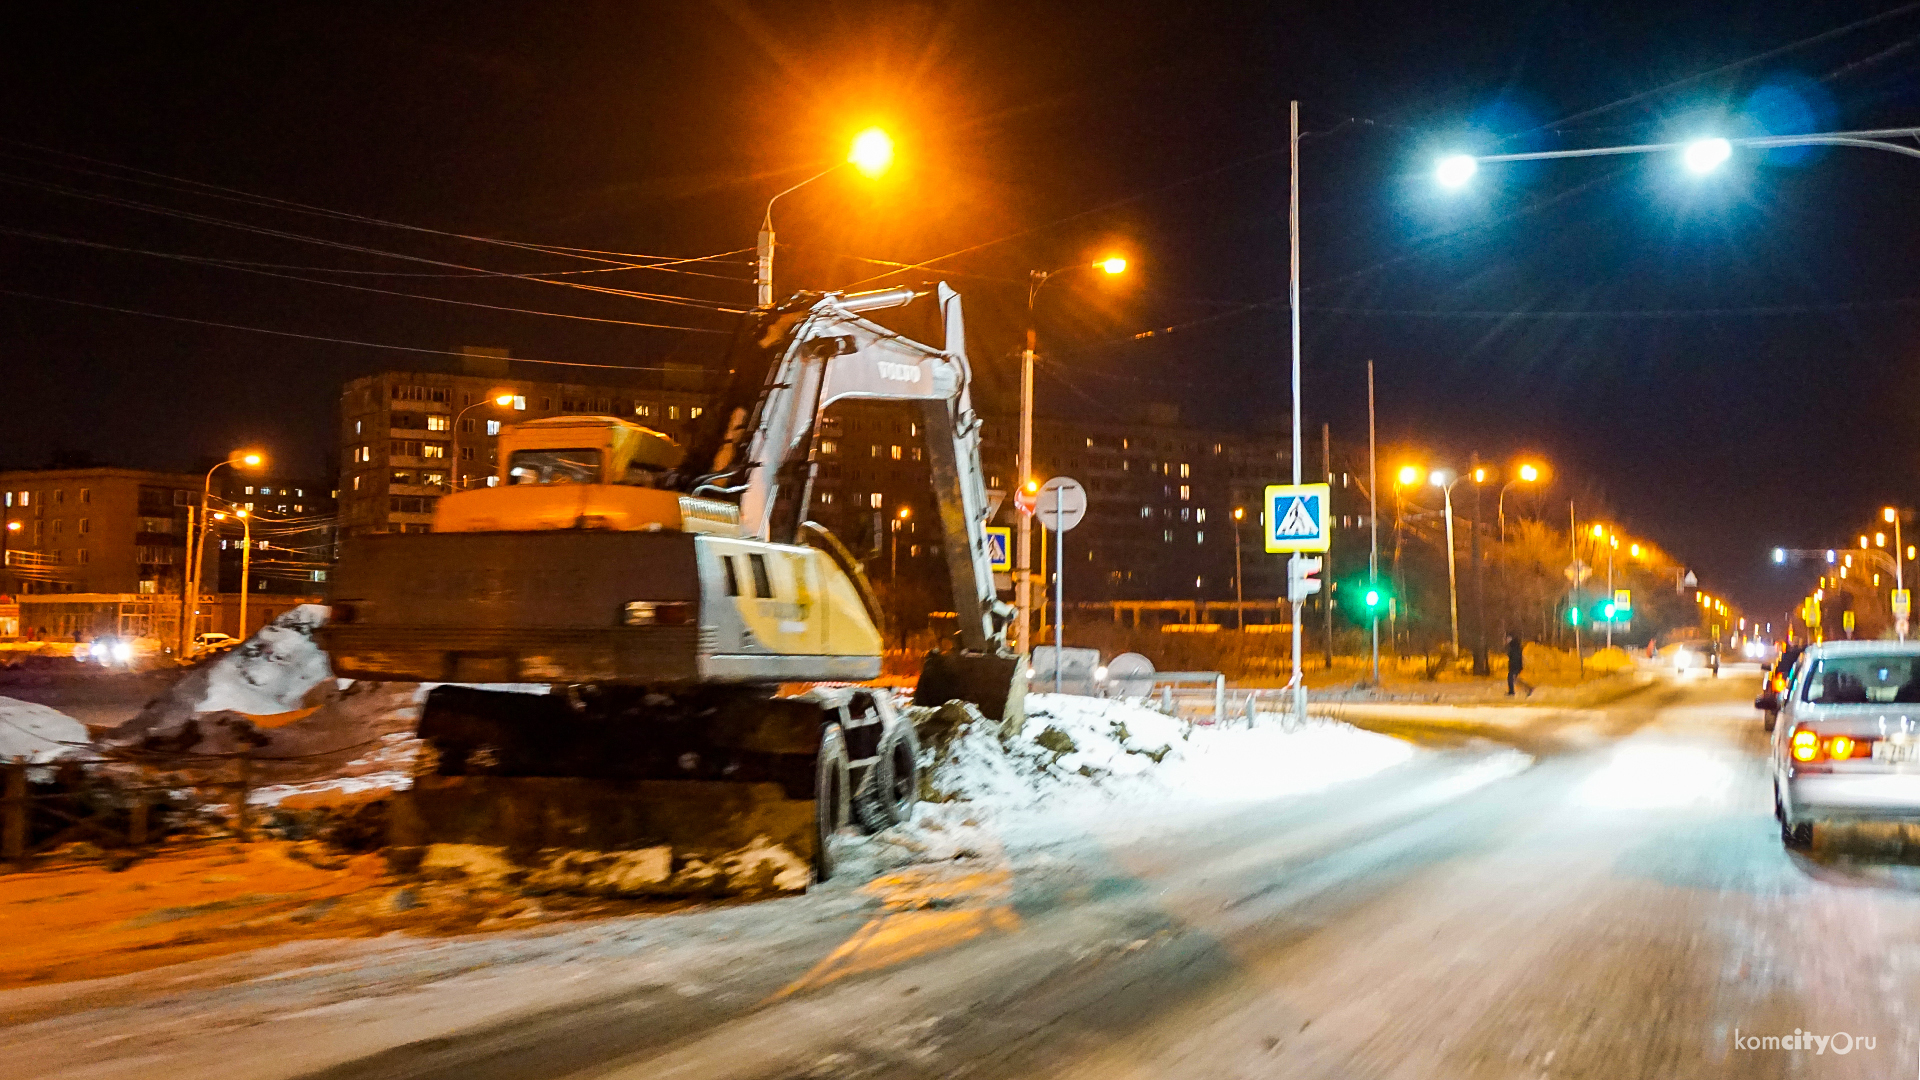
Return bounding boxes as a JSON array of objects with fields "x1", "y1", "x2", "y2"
[{"x1": 0, "y1": 287, "x2": 731, "y2": 368}]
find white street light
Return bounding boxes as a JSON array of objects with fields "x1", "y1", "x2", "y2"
[
  {"x1": 1683, "y1": 137, "x2": 1732, "y2": 175},
  {"x1": 1436, "y1": 154, "x2": 1478, "y2": 188}
]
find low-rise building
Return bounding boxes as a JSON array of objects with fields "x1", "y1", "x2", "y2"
[{"x1": 0, "y1": 467, "x2": 202, "y2": 597}]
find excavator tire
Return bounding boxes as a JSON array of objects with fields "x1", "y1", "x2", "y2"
[
  {"x1": 852, "y1": 720, "x2": 920, "y2": 833},
  {"x1": 815, "y1": 722, "x2": 852, "y2": 882}
]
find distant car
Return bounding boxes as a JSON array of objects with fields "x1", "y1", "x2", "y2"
[
  {"x1": 1755, "y1": 645, "x2": 1804, "y2": 731},
  {"x1": 1772, "y1": 641, "x2": 1920, "y2": 847},
  {"x1": 192, "y1": 632, "x2": 238, "y2": 654}
]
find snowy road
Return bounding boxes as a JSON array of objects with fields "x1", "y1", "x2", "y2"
[{"x1": 13, "y1": 675, "x2": 1920, "y2": 1078}]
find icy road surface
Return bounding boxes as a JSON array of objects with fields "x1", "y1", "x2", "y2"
[{"x1": 12, "y1": 677, "x2": 1920, "y2": 1079}]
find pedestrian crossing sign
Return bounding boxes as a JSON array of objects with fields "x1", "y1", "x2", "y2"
[
  {"x1": 1263, "y1": 483, "x2": 1331, "y2": 553},
  {"x1": 985, "y1": 526, "x2": 1012, "y2": 572}
]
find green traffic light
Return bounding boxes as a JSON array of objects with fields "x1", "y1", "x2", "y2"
[
  {"x1": 1567, "y1": 606, "x2": 1582, "y2": 625},
  {"x1": 1364, "y1": 588, "x2": 1382, "y2": 609}
]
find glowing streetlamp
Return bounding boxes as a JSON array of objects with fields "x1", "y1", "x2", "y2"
[
  {"x1": 183, "y1": 449, "x2": 266, "y2": 656},
  {"x1": 1435, "y1": 126, "x2": 1920, "y2": 192},
  {"x1": 1497, "y1": 461, "x2": 1543, "y2": 541},
  {"x1": 756, "y1": 128, "x2": 896, "y2": 308},
  {"x1": 452, "y1": 391, "x2": 518, "y2": 489},
  {"x1": 1889, "y1": 507, "x2": 1907, "y2": 639},
  {"x1": 1016, "y1": 255, "x2": 1130, "y2": 655}
]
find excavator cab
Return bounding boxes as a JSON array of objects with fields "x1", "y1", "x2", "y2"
[{"x1": 433, "y1": 417, "x2": 703, "y2": 534}]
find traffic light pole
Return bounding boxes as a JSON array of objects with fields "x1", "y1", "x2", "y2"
[{"x1": 1367, "y1": 361, "x2": 1380, "y2": 686}]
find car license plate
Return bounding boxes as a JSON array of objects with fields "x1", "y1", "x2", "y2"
[{"x1": 1873, "y1": 741, "x2": 1920, "y2": 764}]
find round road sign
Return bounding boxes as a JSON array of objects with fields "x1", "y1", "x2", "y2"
[{"x1": 1036, "y1": 476, "x2": 1086, "y2": 532}]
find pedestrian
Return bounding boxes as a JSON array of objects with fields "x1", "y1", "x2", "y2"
[{"x1": 1506, "y1": 633, "x2": 1533, "y2": 696}]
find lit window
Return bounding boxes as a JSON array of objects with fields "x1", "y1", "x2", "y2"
[
  {"x1": 669, "y1": 406, "x2": 680, "y2": 420},
  {"x1": 891, "y1": 445, "x2": 903, "y2": 460},
  {"x1": 1197, "y1": 509, "x2": 1207, "y2": 523},
  {"x1": 1196, "y1": 531, "x2": 1204, "y2": 544},
  {"x1": 352, "y1": 476, "x2": 362, "y2": 491},
  {"x1": 821, "y1": 440, "x2": 838, "y2": 455},
  {"x1": 635, "y1": 404, "x2": 652, "y2": 417},
  {"x1": 871, "y1": 445, "x2": 881, "y2": 458},
  {"x1": 423, "y1": 443, "x2": 448, "y2": 459},
  {"x1": 870, "y1": 493, "x2": 884, "y2": 508},
  {"x1": 1180, "y1": 463, "x2": 1190, "y2": 478},
  {"x1": 1163, "y1": 529, "x2": 1173, "y2": 542},
  {"x1": 690, "y1": 407, "x2": 703, "y2": 418},
  {"x1": 355, "y1": 420, "x2": 363, "y2": 434},
  {"x1": 1180, "y1": 485, "x2": 1191, "y2": 500},
  {"x1": 1181, "y1": 508, "x2": 1190, "y2": 522},
  {"x1": 819, "y1": 492, "x2": 835, "y2": 505},
  {"x1": 513, "y1": 396, "x2": 527, "y2": 411},
  {"x1": 295, "y1": 488, "x2": 303, "y2": 496},
  {"x1": 1140, "y1": 506, "x2": 1151, "y2": 518},
  {"x1": 245, "y1": 502, "x2": 255, "y2": 510},
  {"x1": 262, "y1": 487, "x2": 274, "y2": 495},
  {"x1": 427, "y1": 415, "x2": 451, "y2": 431},
  {"x1": 245, "y1": 486, "x2": 255, "y2": 494}
]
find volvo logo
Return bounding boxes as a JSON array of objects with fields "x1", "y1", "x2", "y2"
[{"x1": 876, "y1": 361, "x2": 923, "y2": 383}]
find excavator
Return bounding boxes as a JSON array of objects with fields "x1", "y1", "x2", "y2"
[{"x1": 321, "y1": 284, "x2": 1022, "y2": 893}]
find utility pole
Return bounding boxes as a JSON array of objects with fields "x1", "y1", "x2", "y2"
[
  {"x1": 1288, "y1": 100, "x2": 1307, "y2": 724},
  {"x1": 1017, "y1": 303, "x2": 1036, "y2": 657},
  {"x1": 1367, "y1": 361, "x2": 1380, "y2": 686}
]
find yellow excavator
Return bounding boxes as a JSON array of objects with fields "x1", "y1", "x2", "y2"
[{"x1": 321, "y1": 284, "x2": 1021, "y2": 891}]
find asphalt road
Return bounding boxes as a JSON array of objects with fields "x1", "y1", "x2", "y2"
[{"x1": 14, "y1": 672, "x2": 1920, "y2": 1079}]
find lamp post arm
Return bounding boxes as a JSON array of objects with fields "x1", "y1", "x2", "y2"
[{"x1": 1469, "y1": 127, "x2": 1920, "y2": 166}]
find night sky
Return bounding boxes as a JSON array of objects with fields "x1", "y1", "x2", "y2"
[{"x1": 5, "y1": 1, "x2": 1920, "y2": 617}]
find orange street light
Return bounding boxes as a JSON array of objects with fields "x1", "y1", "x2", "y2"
[
  {"x1": 1517, "y1": 463, "x2": 1540, "y2": 482},
  {"x1": 1099, "y1": 256, "x2": 1128, "y2": 275},
  {"x1": 848, "y1": 127, "x2": 895, "y2": 178},
  {"x1": 1396, "y1": 465, "x2": 1423, "y2": 486},
  {"x1": 1497, "y1": 462, "x2": 1543, "y2": 541}
]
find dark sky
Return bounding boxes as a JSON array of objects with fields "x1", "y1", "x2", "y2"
[{"x1": 5, "y1": 1, "x2": 1920, "y2": 617}]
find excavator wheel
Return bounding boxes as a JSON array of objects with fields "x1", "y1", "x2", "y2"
[
  {"x1": 815, "y1": 721, "x2": 852, "y2": 882},
  {"x1": 852, "y1": 720, "x2": 920, "y2": 833}
]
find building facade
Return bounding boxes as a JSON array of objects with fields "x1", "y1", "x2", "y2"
[
  {"x1": 336, "y1": 363, "x2": 707, "y2": 538},
  {"x1": 0, "y1": 468, "x2": 203, "y2": 596}
]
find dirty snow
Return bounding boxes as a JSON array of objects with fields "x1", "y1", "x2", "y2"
[{"x1": 198, "y1": 604, "x2": 335, "y2": 715}]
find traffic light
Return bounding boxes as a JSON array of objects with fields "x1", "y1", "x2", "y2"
[
  {"x1": 1287, "y1": 555, "x2": 1323, "y2": 603},
  {"x1": 1567, "y1": 604, "x2": 1582, "y2": 626},
  {"x1": 1341, "y1": 576, "x2": 1391, "y2": 620}
]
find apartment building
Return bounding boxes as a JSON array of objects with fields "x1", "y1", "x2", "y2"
[
  {"x1": 336, "y1": 362, "x2": 707, "y2": 537},
  {"x1": 0, "y1": 467, "x2": 202, "y2": 596}
]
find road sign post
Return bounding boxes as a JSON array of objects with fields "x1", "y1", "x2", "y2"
[
  {"x1": 1266, "y1": 481, "x2": 1328, "y2": 723},
  {"x1": 1036, "y1": 477, "x2": 1086, "y2": 695}
]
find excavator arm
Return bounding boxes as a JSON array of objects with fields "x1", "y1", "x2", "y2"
[{"x1": 705, "y1": 283, "x2": 1010, "y2": 653}]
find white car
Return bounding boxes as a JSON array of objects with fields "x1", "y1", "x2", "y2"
[{"x1": 1772, "y1": 640, "x2": 1920, "y2": 847}]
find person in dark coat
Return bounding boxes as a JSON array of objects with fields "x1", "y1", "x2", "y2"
[{"x1": 1506, "y1": 633, "x2": 1532, "y2": 696}]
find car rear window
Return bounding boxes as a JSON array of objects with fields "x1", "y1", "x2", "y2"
[{"x1": 1801, "y1": 654, "x2": 1920, "y2": 705}]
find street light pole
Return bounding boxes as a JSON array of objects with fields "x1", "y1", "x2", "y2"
[
  {"x1": 1437, "y1": 475, "x2": 1460, "y2": 656},
  {"x1": 1288, "y1": 99, "x2": 1307, "y2": 724},
  {"x1": 1469, "y1": 462, "x2": 1491, "y2": 675},
  {"x1": 1367, "y1": 362, "x2": 1380, "y2": 686},
  {"x1": 1232, "y1": 507, "x2": 1246, "y2": 630},
  {"x1": 453, "y1": 394, "x2": 515, "y2": 489},
  {"x1": 1017, "y1": 257, "x2": 1126, "y2": 658},
  {"x1": 755, "y1": 129, "x2": 895, "y2": 309},
  {"x1": 1888, "y1": 507, "x2": 1907, "y2": 640},
  {"x1": 182, "y1": 452, "x2": 262, "y2": 657}
]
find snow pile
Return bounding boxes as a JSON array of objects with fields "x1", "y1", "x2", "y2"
[
  {"x1": 197, "y1": 604, "x2": 335, "y2": 716},
  {"x1": 0, "y1": 697, "x2": 90, "y2": 776},
  {"x1": 920, "y1": 694, "x2": 1416, "y2": 819}
]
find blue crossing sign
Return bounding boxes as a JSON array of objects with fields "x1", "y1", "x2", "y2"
[
  {"x1": 1263, "y1": 483, "x2": 1331, "y2": 553},
  {"x1": 985, "y1": 526, "x2": 1012, "y2": 572}
]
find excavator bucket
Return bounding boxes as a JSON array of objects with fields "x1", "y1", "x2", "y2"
[{"x1": 914, "y1": 650, "x2": 1027, "y2": 738}]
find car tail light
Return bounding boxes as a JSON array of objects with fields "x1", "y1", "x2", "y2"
[
  {"x1": 1828, "y1": 735, "x2": 1857, "y2": 760},
  {"x1": 621, "y1": 601, "x2": 693, "y2": 626},
  {"x1": 1771, "y1": 674, "x2": 1787, "y2": 692},
  {"x1": 1791, "y1": 728, "x2": 1820, "y2": 762}
]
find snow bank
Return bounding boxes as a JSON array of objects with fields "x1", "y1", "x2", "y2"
[
  {"x1": 0, "y1": 696, "x2": 90, "y2": 774},
  {"x1": 918, "y1": 693, "x2": 1416, "y2": 821}
]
